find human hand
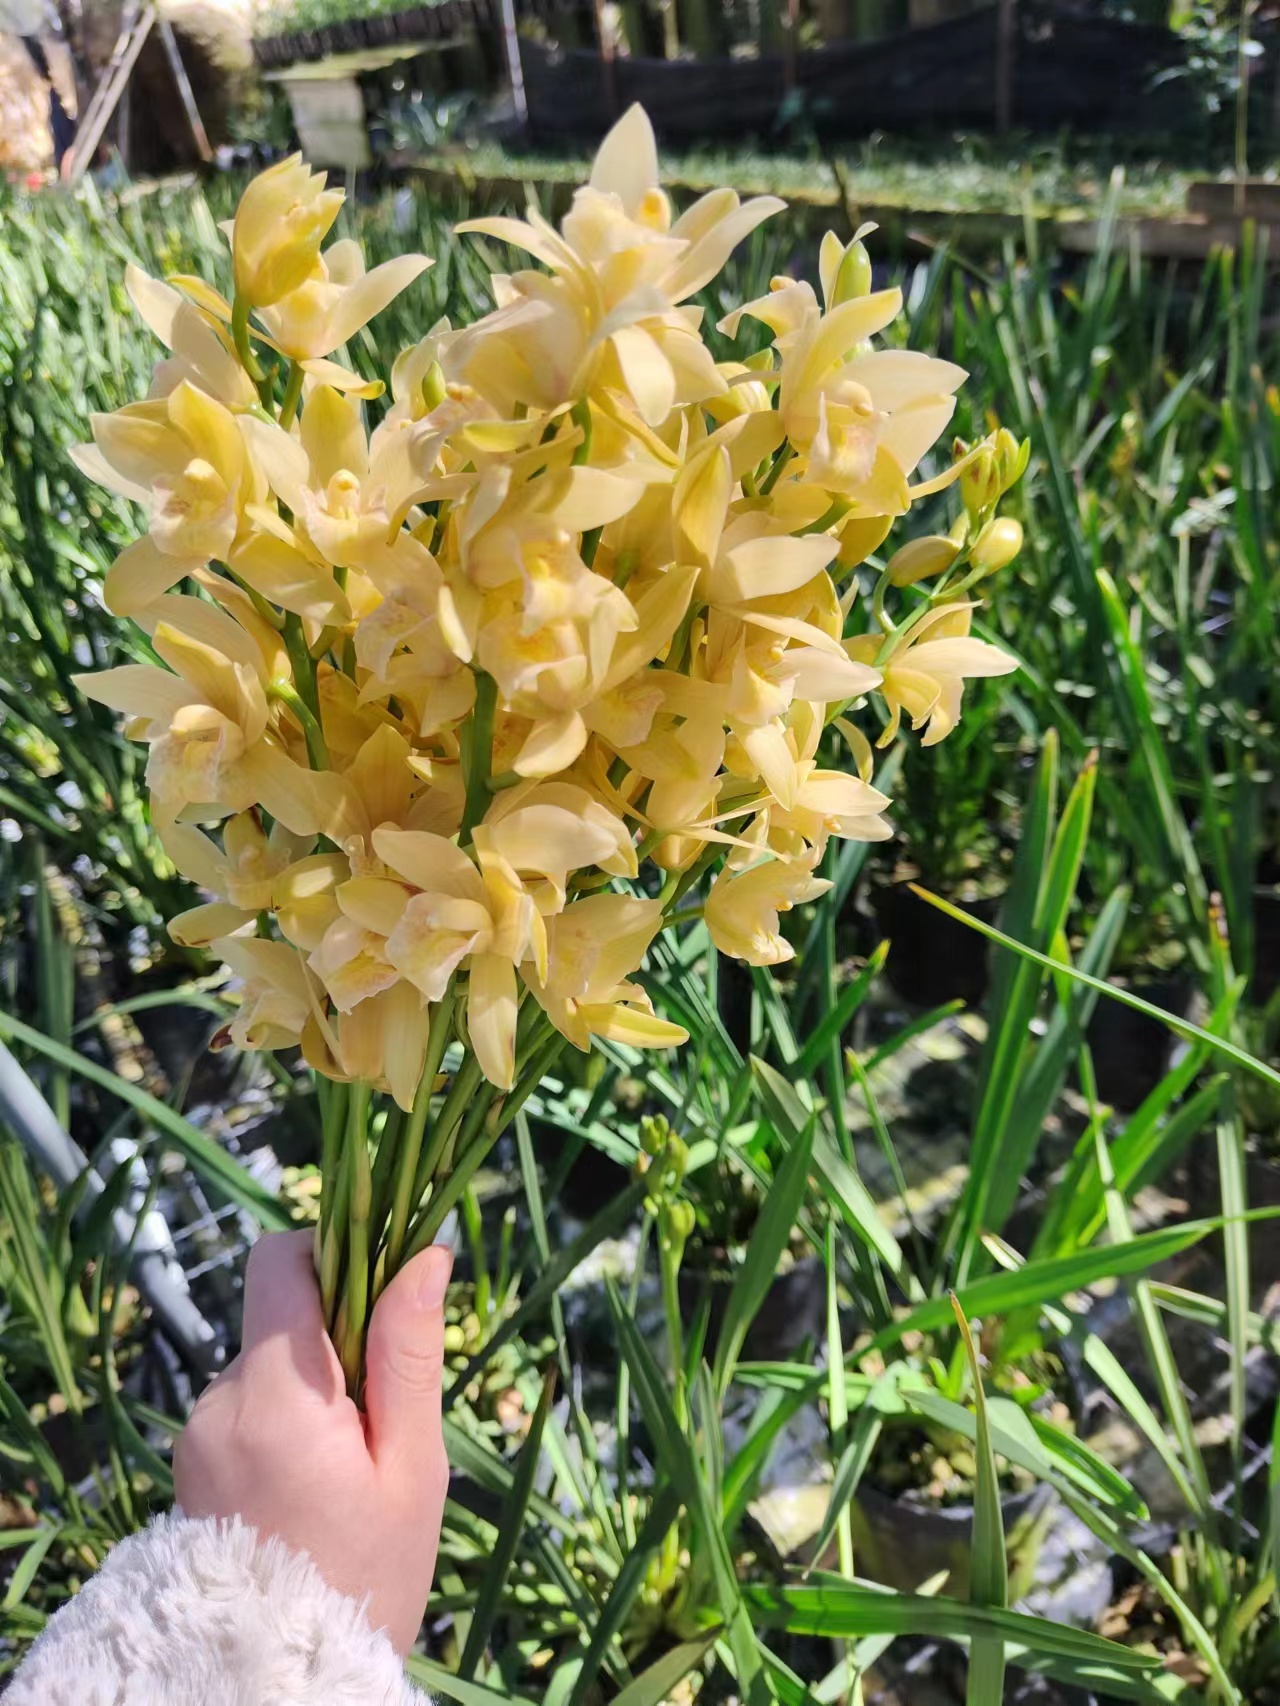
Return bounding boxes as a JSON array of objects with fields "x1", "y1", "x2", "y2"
[{"x1": 174, "y1": 1230, "x2": 452, "y2": 1656}]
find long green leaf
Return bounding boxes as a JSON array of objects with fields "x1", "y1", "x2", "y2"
[
  {"x1": 0, "y1": 1527, "x2": 57, "y2": 1612},
  {"x1": 806, "y1": 1404, "x2": 881, "y2": 1577},
  {"x1": 443, "y1": 1178, "x2": 646, "y2": 1414},
  {"x1": 952, "y1": 1295, "x2": 1006, "y2": 1706},
  {"x1": 0, "y1": 1010, "x2": 290, "y2": 1228},
  {"x1": 406, "y1": 1658, "x2": 539, "y2": 1706},
  {"x1": 459, "y1": 1370, "x2": 556, "y2": 1681},
  {"x1": 744, "y1": 1577, "x2": 1159, "y2": 1671},
  {"x1": 903, "y1": 1387, "x2": 1144, "y2": 1517},
  {"x1": 907, "y1": 891, "x2": 1280, "y2": 1097},
  {"x1": 610, "y1": 1631, "x2": 721, "y2": 1706},
  {"x1": 565, "y1": 1487, "x2": 683, "y2": 1706},
  {"x1": 607, "y1": 1283, "x2": 773, "y2": 1706},
  {"x1": 865, "y1": 1218, "x2": 1219, "y2": 1357},
  {"x1": 713, "y1": 1114, "x2": 814, "y2": 1395}
]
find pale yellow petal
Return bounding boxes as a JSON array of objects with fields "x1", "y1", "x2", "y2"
[
  {"x1": 611, "y1": 324, "x2": 676, "y2": 427},
  {"x1": 321, "y1": 256, "x2": 433, "y2": 356},
  {"x1": 168, "y1": 901, "x2": 255, "y2": 947},
  {"x1": 237, "y1": 744, "x2": 339, "y2": 838},
  {"x1": 300, "y1": 358, "x2": 384, "y2": 399},
  {"x1": 337, "y1": 875, "x2": 409, "y2": 936},
  {"x1": 372, "y1": 825, "x2": 486, "y2": 902},
  {"x1": 104, "y1": 535, "x2": 197, "y2": 618},
  {"x1": 299, "y1": 385, "x2": 368, "y2": 487},
  {"x1": 514, "y1": 711, "x2": 588, "y2": 778},
  {"x1": 467, "y1": 953, "x2": 517, "y2": 1090},
  {"x1": 73, "y1": 665, "x2": 191, "y2": 725},
  {"x1": 588, "y1": 102, "x2": 659, "y2": 214},
  {"x1": 379, "y1": 978, "x2": 429, "y2": 1111}
]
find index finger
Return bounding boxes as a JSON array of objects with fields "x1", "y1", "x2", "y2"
[{"x1": 238, "y1": 1229, "x2": 344, "y2": 1403}]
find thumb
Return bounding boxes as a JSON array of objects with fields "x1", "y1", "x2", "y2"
[{"x1": 364, "y1": 1242, "x2": 452, "y2": 1479}]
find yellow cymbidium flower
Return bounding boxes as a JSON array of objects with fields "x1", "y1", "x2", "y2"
[
  {"x1": 73, "y1": 595, "x2": 319, "y2": 831},
  {"x1": 355, "y1": 825, "x2": 543, "y2": 1092},
  {"x1": 847, "y1": 602, "x2": 1017, "y2": 747},
  {"x1": 524, "y1": 894, "x2": 687, "y2": 1053},
  {"x1": 305, "y1": 980, "x2": 430, "y2": 1113},
  {"x1": 231, "y1": 154, "x2": 344, "y2": 309},
  {"x1": 162, "y1": 811, "x2": 313, "y2": 947},
  {"x1": 255, "y1": 237, "x2": 431, "y2": 368},
  {"x1": 456, "y1": 105, "x2": 781, "y2": 426},
  {"x1": 244, "y1": 384, "x2": 425, "y2": 570},
  {"x1": 74, "y1": 111, "x2": 1023, "y2": 1133},
  {"x1": 72, "y1": 381, "x2": 263, "y2": 617},
  {"x1": 721, "y1": 270, "x2": 965, "y2": 510},
  {"x1": 705, "y1": 852, "x2": 830, "y2": 965},
  {"x1": 211, "y1": 935, "x2": 324, "y2": 1053}
]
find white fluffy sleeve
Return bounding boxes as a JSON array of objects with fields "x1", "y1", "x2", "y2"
[{"x1": 5, "y1": 1512, "x2": 430, "y2": 1705}]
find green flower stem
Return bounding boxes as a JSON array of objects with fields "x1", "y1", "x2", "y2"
[
  {"x1": 580, "y1": 524, "x2": 603, "y2": 569},
  {"x1": 570, "y1": 398, "x2": 593, "y2": 465},
  {"x1": 278, "y1": 361, "x2": 304, "y2": 432},
  {"x1": 339, "y1": 1086, "x2": 373, "y2": 1397},
  {"x1": 267, "y1": 678, "x2": 328, "y2": 771},
  {"x1": 401, "y1": 1027, "x2": 566, "y2": 1264},
  {"x1": 384, "y1": 989, "x2": 457, "y2": 1281},
  {"x1": 368, "y1": 1101, "x2": 405, "y2": 1240},
  {"x1": 402, "y1": 1120, "x2": 499, "y2": 1266},
  {"x1": 871, "y1": 571, "x2": 898, "y2": 658},
  {"x1": 460, "y1": 670, "x2": 497, "y2": 843},
  {"x1": 658, "y1": 1213, "x2": 687, "y2": 1428},
  {"x1": 231, "y1": 293, "x2": 273, "y2": 408},
  {"x1": 282, "y1": 612, "x2": 321, "y2": 721},
  {"x1": 412, "y1": 1051, "x2": 484, "y2": 1205},
  {"x1": 308, "y1": 621, "x2": 342, "y2": 662},
  {"x1": 318, "y1": 1210, "x2": 342, "y2": 1333},
  {"x1": 318, "y1": 1077, "x2": 348, "y2": 1248},
  {"x1": 800, "y1": 496, "x2": 852, "y2": 535},
  {"x1": 224, "y1": 562, "x2": 285, "y2": 631},
  {"x1": 758, "y1": 440, "x2": 794, "y2": 496}
]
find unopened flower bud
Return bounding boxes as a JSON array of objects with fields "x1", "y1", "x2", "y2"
[
  {"x1": 421, "y1": 360, "x2": 447, "y2": 413},
  {"x1": 640, "y1": 1113, "x2": 669, "y2": 1157},
  {"x1": 993, "y1": 427, "x2": 1029, "y2": 493},
  {"x1": 969, "y1": 517, "x2": 1023, "y2": 574},
  {"x1": 887, "y1": 535, "x2": 960, "y2": 587},
  {"x1": 664, "y1": 1199, "x2": 695, "y2": 1244},
  {"x1": 831, "y1": 237, "x2": 873, "y2": 305},
  {"x1": 664, "y1": 1135, "x2": 689, "y2": 1186},
  {"x1": 960, "y1": 446, "x2": 1001, "y2": 516}
]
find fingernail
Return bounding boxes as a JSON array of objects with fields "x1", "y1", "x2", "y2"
[
  {"x1": 432, "y1": 1210, "x2": 458, "y2": 1254},
  {"x1": 417, "y1": 1244, "x2": 452, "y2": 1311}
]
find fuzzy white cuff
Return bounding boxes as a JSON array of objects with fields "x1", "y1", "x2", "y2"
[{"x1": 6, "y1": 1511, "x2": 430, "y2": 1705}]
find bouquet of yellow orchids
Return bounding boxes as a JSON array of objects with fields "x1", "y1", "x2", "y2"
[{"x1": 72, "y1": 107, "x2": 1026, "y2": 1393}]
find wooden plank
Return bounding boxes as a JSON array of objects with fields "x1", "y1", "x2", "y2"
[
  {"x1": 157, "y1": 15, "x2": 212, "y2": 163},
  {"x1": 66, "y1": 3, "x2": 156, "y2": 182}
]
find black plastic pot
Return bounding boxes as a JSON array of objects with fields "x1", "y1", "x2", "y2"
[
  {"x1": 872, "y1": 880, "x2": 998, "y2": 1009},
  {"x1": 678, "y1": 1251, "x2": 825, "y2": 1365},
  {"x1": 1084, "y1": 975, "x2": 1193, "y2": 1112},
  {"x1": 851, "y1": 1476, "x2": 1057, "y2": 1601}
]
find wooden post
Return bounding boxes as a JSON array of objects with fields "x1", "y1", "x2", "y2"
[
  {"x1": 498, "y1": 0, "x2": 527, "y2": 126},
  {"x1": 994, "y1": 0, "x2": 1016, "y2": 133},
  {"x1": 157, "y1": 15, "x2": 212, "y2": 163}
]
